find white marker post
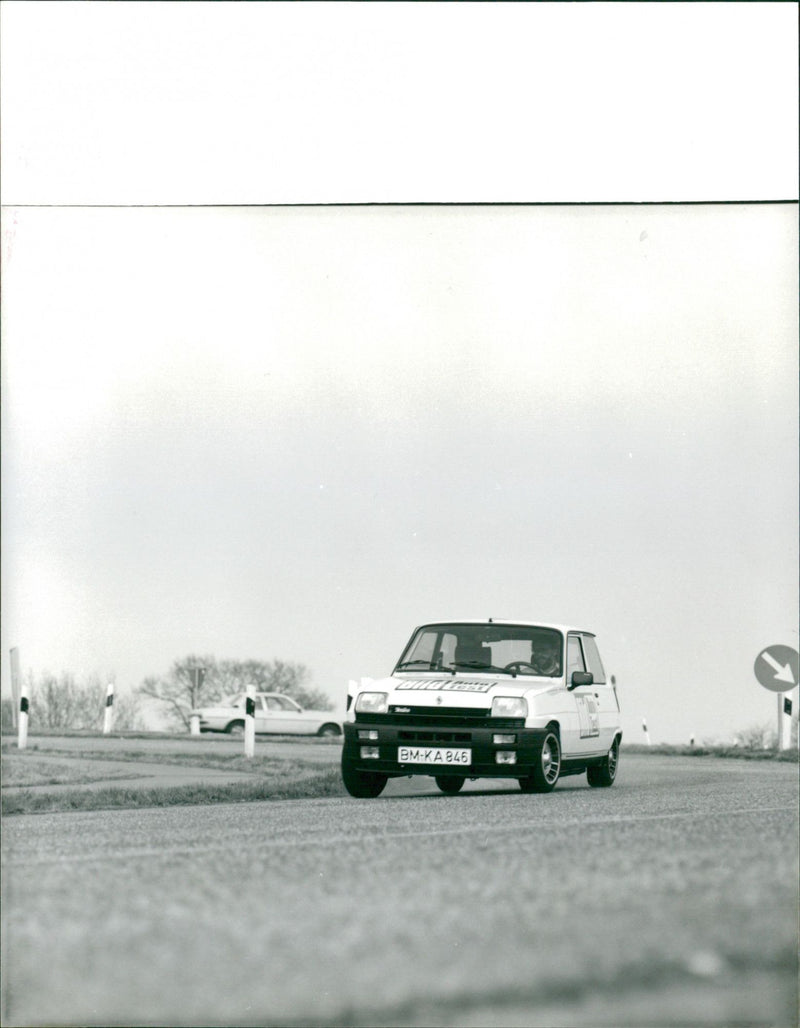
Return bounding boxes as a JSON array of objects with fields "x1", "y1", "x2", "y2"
[
  {"x1": 642, "y1": 717, "x2": 651, "y2": 746},
  {"x1": 189, "y1": 714, "x2": 201, "y2": 735},
  {"x1": 244, "y1": 684, "x2": 256, "y2": 758},
  {"x1": 18, "y1": 677, "x2": 29, "y2": 750},
  {"x1": 102, "y1": 682, "x2": 115, "y2": 734},
  {"x1": 10, "y1": 647, "x2": 21, "y2": 730}
]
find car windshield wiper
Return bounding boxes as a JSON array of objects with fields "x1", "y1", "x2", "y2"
[
  {"x1": 394, "y1": 660, "x2": 436, "y2": 671},
  {"x1": 450, "y1": 660, "x2": 514, "y2": 674}
]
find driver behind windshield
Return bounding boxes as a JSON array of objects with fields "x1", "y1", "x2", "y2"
[{"x1": 530, "y1": 636, "x2": 561, "y2": 676}]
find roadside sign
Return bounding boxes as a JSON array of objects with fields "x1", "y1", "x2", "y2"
[{"x1": 754, "y1": 645, "x2": 798, "y2": 693}]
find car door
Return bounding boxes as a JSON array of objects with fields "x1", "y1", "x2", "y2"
[
  {"x1": 254, "y1": 695, "x2": 271, "y2": 733},
  {"x1": 566, "y1": 634, "x2": 601, "y2": 755},
  {"x1": 263, "y1": 695, "x2": 308, "y2": 734},
  {"x1": 579, "y1": 633, "x2": 618, "y2": 751}
]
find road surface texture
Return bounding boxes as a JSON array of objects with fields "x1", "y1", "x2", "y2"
[{"x1": 2, "y1": 754, "x2": 797, "y2": 1027}]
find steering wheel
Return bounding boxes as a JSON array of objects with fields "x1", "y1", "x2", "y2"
[{"x1": 503, "y1": 661, "x2": 538, "y2": 673}]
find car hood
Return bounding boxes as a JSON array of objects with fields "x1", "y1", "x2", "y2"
[
  {"x1": 191, "y1": 705, "x2": 240, "y2": 717},
  {"x1": 361, "y1": 673, "x2": 562, "y2": 708}
]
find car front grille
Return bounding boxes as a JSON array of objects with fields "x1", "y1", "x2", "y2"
[
  {"x1": 397, "y1": 729, "x2": 472, "y2": 743},
  {"x1": 356, "y1": 706, "x2": 524, "y2": 730}
]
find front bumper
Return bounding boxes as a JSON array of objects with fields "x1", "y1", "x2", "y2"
[{"x1": 342, "y1": 718, "x2": 550, "y2": 778}]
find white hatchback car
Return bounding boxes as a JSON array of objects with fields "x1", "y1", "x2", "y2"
[
  {"x1": 192, "y1": 692, "x2": 343, "y2": 737},
  {"x1": 342, "y1": 620, "x2": 621, "y2": 797}
]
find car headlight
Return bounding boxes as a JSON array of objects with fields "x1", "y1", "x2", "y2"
[
  {"x1": 491, "y1": 696, "x2": 528, "y2": 718},
  {"x1": 355, "y1": 691, "x2": 389, "y2": 714}
]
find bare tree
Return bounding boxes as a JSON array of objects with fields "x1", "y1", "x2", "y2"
[
  {"x1": 217, "y1": 658, "x2": 331, "y2": 710},
  {"x1": 139, "y1": 654, "x2": 219, "y2": 730},
  {"x1": 24, "y1": 672, "x2": 146, "y2": 731},
  {"x1": 139, "y1": 655, "x2": 331, "y2": 730}
]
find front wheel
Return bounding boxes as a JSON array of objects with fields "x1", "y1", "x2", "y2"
[
  {"x1": 226, "y1": 721, "x2": 245, "y2": 737},
  {"x1": 434, "y1": 775, "x2": 464, "y2": 794},
  {"x1": 587, "y1": 737, "x2": 620, "y2": 787},
  {"x1": 519, "y1": 731, "x2": 561, "y2": 793},
  {"x1": 317, "y1": 723, "x2": 342, "y2": 738},
  {"x1": 341, "y1": 759, "x2": 387, "y2": 798}
]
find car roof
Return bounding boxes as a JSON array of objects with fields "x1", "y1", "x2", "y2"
[
  {"x1": 227, "y1": 691, "x2": 292, "y2": 698},
  {"x1": 413, "y1": 620, "x2": 595, "y2": 637}
]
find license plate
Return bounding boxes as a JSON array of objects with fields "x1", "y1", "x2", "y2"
[{"x1": 397, "y1": 746, "x2": 471, "y2": 766}]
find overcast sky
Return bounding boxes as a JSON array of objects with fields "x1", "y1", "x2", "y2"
[{"x1": 1, "y1": 3, "x2": 798, "y2": 743}]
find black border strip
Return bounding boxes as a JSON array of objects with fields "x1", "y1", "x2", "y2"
[{"x1": 3, "y1": 199, "x2": 797, "y2": 209}]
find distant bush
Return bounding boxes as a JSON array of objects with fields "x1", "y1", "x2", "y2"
[
  {"x1": 732, "y1": 721, "x2": 778, "y2": 750},
  {"x1": 1, "y1": 698, "x2": 14, "y2": 732}
]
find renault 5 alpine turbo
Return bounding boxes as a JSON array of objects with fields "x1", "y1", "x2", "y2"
[{"x1": 341, "y1": 620, "x2": 621, "y2": 798}]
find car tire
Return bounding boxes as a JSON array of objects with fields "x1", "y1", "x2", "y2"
[
  {"x1": 341, "y1": 759, "x2": 387, "y2": 798},
  {"x1": 587, "y1": 736, "x2": 620, "y2": 788},
  {"x1": 434, "y1": 775, "x2": 464, "y2": 794},
  {"x1": 225, "y1": 721, "x2": 245, "y2": 737},
  {"x1": 519, "y1": 730, "x2": 561, "y2": 793},
  {"x1": 317, "y1": 723, "x2": 342, "y2": 738}
]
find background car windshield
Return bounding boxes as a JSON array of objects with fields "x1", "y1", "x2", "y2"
[{"x1": 397, "y1": 624, "x2": 563, "y2": 676}]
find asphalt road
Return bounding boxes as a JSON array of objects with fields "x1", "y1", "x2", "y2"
[{"x1": 2, "y1": 754, "x2": 797, "y2": 1027}]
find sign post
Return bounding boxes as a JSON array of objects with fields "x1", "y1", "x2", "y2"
[
  {"x1": 754, "y1": 645, "x2": 799, "y2": 751},
  {"x1": 10, "y1": 648, "x2": 21, "y2": 730},
  {"x1": 191, "y1": 667, "x2": 206, "y2": 699}
]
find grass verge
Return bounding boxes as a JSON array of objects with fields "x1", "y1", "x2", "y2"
[
  {"x1": 622, "y1": 743, "x2": 798, "y2": 762},
  {"x1": 1, "y1": 756, "x2": 149, "y2": 788},
  {"x1": 1, "y1": 765, "x2": 345, "y2": 815},
  {"x1": 1, "y1": 745, "x2": 338, "y2": 771}
]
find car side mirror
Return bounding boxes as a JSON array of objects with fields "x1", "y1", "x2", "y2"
[{"x1": 569, "y1": 671, "x2": 593, "y2": 690}]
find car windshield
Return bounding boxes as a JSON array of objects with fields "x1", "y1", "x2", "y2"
[{"x1": 395, "y1": 623, "x2": 563, "y2": 677}]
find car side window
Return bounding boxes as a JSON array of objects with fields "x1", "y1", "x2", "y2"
[
  {"x1": 581, "y1": 635, "x2": 606, "y2": 684},
  {"x1": 566, "y1": 636, "x2": 586, "y2": 678},
  {"x1": 266, "y1": 696, "x2": 298, "y2": 711}
]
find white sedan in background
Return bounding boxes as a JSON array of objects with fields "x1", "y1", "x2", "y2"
[{"x1": 192, "y1": 692, "x2": 343, "y2": 737}]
